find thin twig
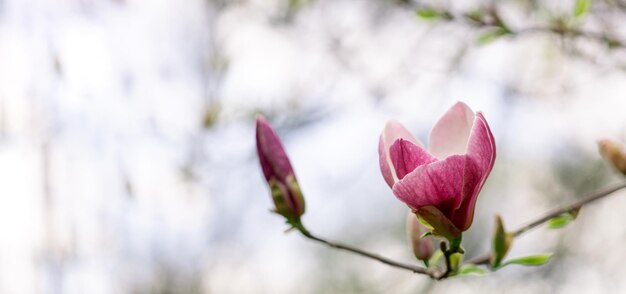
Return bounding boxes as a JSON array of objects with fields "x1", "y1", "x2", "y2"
[
  {"x1": 512, "y1": 182, "x2": 626, "y2": 236},
  {"x1": 465, "y1": 182, "x2": 626, "y2": 265},
  {"x1": 510, "y1": 27, "x2": 624, "y2": 49},
  {"x1": 462, "y1": 252, "x2": 490, "y2": 266},
  {"x1": 298, "y1": 229, "x2": 440, "y2": 278}
]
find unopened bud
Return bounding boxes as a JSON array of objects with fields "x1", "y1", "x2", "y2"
[
  {"x1": 256, "y1": 116, "x2": 305, "y2": 222},
  {"x1": 406, "y1": 212, "x2": 433, "y2": 262},
  {"x1": 490, "y1": 214, "x2": 512, "y2": 268},
  {"x1": 598, "y1": 139, "x2": 626, "y2": 175}
]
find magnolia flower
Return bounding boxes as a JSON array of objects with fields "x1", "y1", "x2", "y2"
[
  {"x1": 379, "y1": 102, "x2": 495, "y2": 238},
  {"x1": 256, "y1": 116, "x2": 305, "y2": 222}
]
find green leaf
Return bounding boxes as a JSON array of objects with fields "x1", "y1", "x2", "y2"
[
  {"x1": 417, "y1": 215, "x2": 434, "y2": 230},
  {"x1": 419, "y1": 231, "x2": 433, "y2": 239},
  {"x1": 547, "y1": 208, "x2": 580, "y2": 229},
  {"x1": 574, "y1": 0, "x2": 590, "y2": 17},
  {"x1": 417, "y1": 206, "x2": 461, "y2": 240},
  {"x1": 458, "y1": 264, "x2": 488, "y2": 276},
  {"x1": 202, "y1": 103, "x2": 221, "y2": 128},
  {"x1": 416, "y1": 8, "x2": 442, "y2": 20},
  {"x1": 606, "y1": 38, "x2": 622, "y2": 49},
  {"x1": 500, "y1": 254, "x2": 553, "y2": 267},
  {"x1": 449, "y1": 252, "x2": 464, "y2": 274},
  {"x1": 547, "y1": 213, "x2": 574, "y2": 229},
  {"x1": 428, "y1": 249, "x2": 444, "y2": 268},
  {"x1": 476, "y1": 28, "x2": 510, "y2": 45},
  {"x1": 490, "y1": 215, "x2": 513, "y2": 268},
  {"x1": 465, "y1": 10, "x2": 484, "y2": 24}
]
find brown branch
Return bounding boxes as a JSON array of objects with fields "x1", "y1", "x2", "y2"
[
  {"x1": 512, "y1": 182, "x2": 626, "y2": 236},
  {"x1": 298, "y1": 229, "x2": 441, "y2": 278},
  {"x1": 462, "y1": 252, "x2": 489, "y2": 266},
  {"x1": 465, "y1": 182, "x2": 626, "y2": 266}
]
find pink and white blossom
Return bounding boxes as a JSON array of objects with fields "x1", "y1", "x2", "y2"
[{"x1": 379, "y1": 102, "x2": 496, "y2": 236}]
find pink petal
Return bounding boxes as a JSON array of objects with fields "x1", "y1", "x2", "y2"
[
  {"x1": 256, "y1": 116, "x2": 294, "y2": 181},
  {"x1": 451, "y1": 112, "x2": 496, "y2": 230},
  {"x1": 466, "y1": 113, "x2": 496, "y2": 175},
  {"x1": 450, "y1": 157, "x2": 481, "y2": 230},
  {"x1": 389, "y1": 139, "x2": 437, "y2": 180},
  {"x1": 378, "y1": 136, "x2": 395, "y2": 188},
  {"x1": 378, "y1": 121, "x2": 422, "y2": 187},
  {"x1": 392, "y1": 155, "x2": 468, "y2": 215},
  {"x1": 382, "y1": 120, "x2": 421, "y2": 148},
  {"x1": 428, "y1": 102, "x2": 475, "y2": 159}
]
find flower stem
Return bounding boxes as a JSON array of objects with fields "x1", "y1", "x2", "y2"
[
  {"x1": 441, "y1": 236, "x2": 463, "y2": 278},
  {"x1": 293, "y1": 221, "x2": 439, "y2": 278}
]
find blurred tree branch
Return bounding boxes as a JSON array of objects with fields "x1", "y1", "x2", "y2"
[
  {"x1": 412, "y1": 1, "x2": 626, "y2": 50},
  {"x1": 465, "y1": 181, "x2": 626, "y2": 266}
]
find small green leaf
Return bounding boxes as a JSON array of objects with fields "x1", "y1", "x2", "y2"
[
  {"x1": 417, "y1": 206, "x2": 461, "y2": 240},
  {"x1": 547, "y1": 208, "x2": 581, "y2": 229},
  {"x1": 428, "y1": 249, "x2": 444, "y2": 268},
  {"x1": 606, "y1": 38, "x2": 622, "y2": 49},
  {"x1": 416, "y1": 8, "x2": 442, "y2": 20},
  {"x1": 449, "y1": 252, "x2": 463, "y2": 274},
  {"x1": 574, "y1": 0, "x2": 590, "y2": 17},
  {"x1": 547, "y1": 213, "x2": 574, "y2": 229},
  {"x1": 458, "y1": 264, "x2": 488, "y2": 276},
  {"x1": 420, "y1": 231, "x2": 433, "y2": 239},
  {"x1": 500, "y1": 254, "x2": 553, "y2": 267},
  {"x1": 490, "y1": 215, "x2": 513, "y2": 268},
  {"x1": 418, "y1": 216, "x2": 434, "y2": 230},
  {"x1": 465, "y1": 10, "x2": 484, "y2": 24},
  {"x1": 202, "y1": 103, "x2": 221, "y2": 128},
  {"x1": 476, "y1": 28, "x2": 510, "y2": 45}
]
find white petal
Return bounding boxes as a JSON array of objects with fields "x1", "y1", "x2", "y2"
[{"x1": 428, "y1": 102, "x2": 475, "y2": 159}]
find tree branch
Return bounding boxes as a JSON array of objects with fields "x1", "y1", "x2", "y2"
[
  {"x1": 465, "y1": 182, "x2": 626, "y2": 265},
  {"x1": 508, "y1": 27, "x2": 624, "y2": 49},
  {"x1": 415, "y1": 4, "x2": 625, "y2": 50},
  {"x1": 297, "y1": 228, "x2": 440, "y2": 278},
  {"x1": 294, "y1": 182, "x2": 626, "y2": 277}
]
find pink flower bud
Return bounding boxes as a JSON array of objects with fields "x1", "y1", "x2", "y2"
[
  {"x1": 256, "y1": 116, "x2": 305, "y2": 221},
  {"x1": 379, "y1": 102, "x2": 496, "y2": 236},
  {"x1": 598, "y1": 139, "x2": 626, "y2": 175},
  {"x1": 406, "y1": 212, "x2": 433, "y2": 262}
]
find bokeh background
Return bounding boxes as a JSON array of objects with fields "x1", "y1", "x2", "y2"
[{"x1": 1, "y1": 0, "x2": 626, "y2": 293}]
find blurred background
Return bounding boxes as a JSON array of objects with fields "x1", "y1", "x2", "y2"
[{"x1": 1, "y1": 0, "x2": 626, "y2": 293}]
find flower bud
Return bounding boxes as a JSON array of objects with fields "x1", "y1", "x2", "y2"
[
  {"x1": 406, "y1": 211, "x2": 433, "y2": 262},
  {"x1": 490, "y1": 214, "x2": 512, "y2": 268},
  {"x1": 256, "y1": 116, "x2": 305, "y2": 222},
  {"x1": 598, "y1": 139, "x2": 626, "y2": 175}
]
